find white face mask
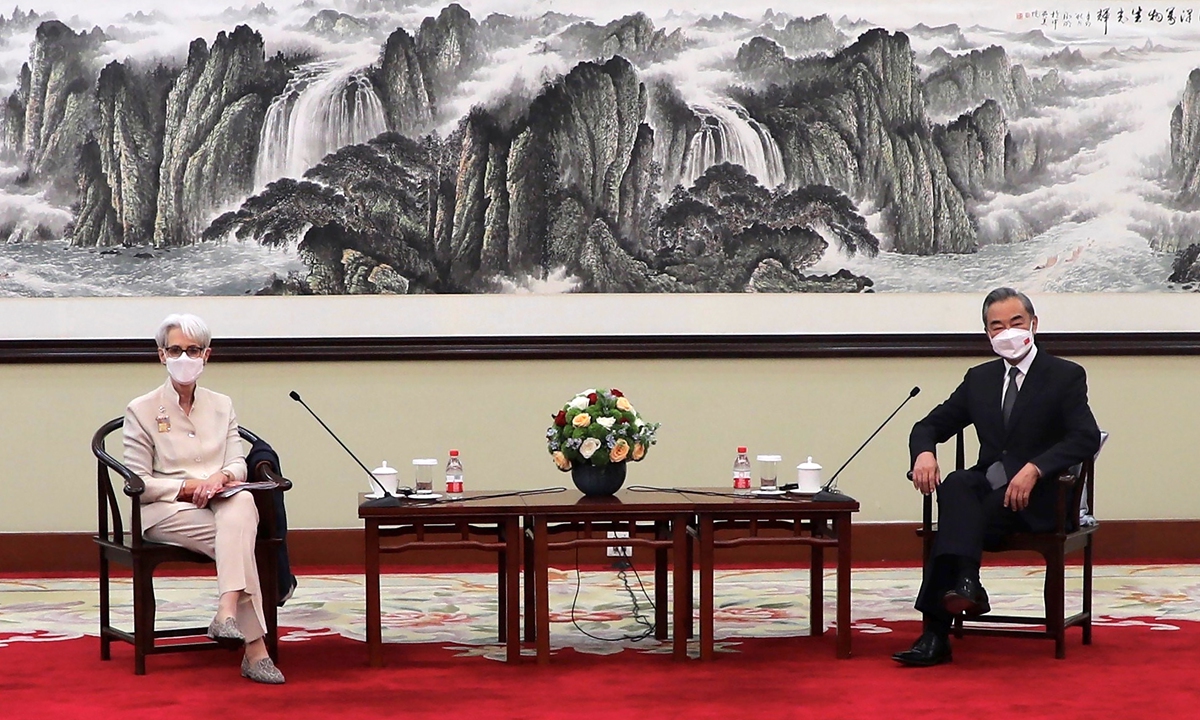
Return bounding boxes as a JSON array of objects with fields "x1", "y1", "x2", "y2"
[
  {"x1": 165, "y1": 355, "x2": 205, "y2": 385},
  {"x1": 990, "y1": 327, "x2": 1034, "y2": 361}
]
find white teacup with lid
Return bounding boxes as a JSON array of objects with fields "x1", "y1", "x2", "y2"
[
  {"x1": 795, "y1": 457, "x2": 823, "y2": 494},
  {"x1": 371, "y1": 461, "x2": 399, "y2": 497}
]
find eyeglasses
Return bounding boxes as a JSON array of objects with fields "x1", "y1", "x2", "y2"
[{"x1": 163, "y1": 345, "x2": 206, "y2": 359}]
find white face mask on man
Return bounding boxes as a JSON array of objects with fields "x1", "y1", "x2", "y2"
[
  {"x1": 989, "y1": 327, "x2": 1035, "y2": 361},
  {"x1": 165, "y1": 355, "x2": 205, "y2": 385}
]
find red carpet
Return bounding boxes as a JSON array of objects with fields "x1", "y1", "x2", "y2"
[{"x1": 3, "y1": 620, "x2": 1197, "y2": 719}]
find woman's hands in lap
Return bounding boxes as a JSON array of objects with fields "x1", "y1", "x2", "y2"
[{"x1": 181, "y1": 477, "x2": 228, "y2": 509}]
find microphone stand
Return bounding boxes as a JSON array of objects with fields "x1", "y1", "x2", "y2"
[
  {"x1": 813, "y1": 386, "x2": 921, "y2": 503},
  {"x1": 289, "y1": 391, "x2": 401, "y2": 508}
]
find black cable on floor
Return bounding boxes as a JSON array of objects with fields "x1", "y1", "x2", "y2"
[{"x1": 568, "y1": 544, "x2": 657, "y2": 643}]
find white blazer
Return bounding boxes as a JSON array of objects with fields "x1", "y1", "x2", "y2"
[{"x1": 123, "y1": 379, "x2": 248, "y2": 530}]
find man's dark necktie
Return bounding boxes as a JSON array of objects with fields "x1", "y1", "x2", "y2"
[
  {"x1": 987, "y1": 366, "x2": 1022, "y2": 490},
  {"x1": 1002, "y1": 366, "x2": 1020, "y2": 427}
]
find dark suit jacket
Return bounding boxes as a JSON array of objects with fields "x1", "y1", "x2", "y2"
[
  {"x1": 909, "y1": 350, "x2": 1101, "y2": 532},
  {"x1": 246, "y1": 439, "x2": 295, "y2": 605}
]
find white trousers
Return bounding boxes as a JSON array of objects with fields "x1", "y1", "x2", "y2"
[{"x1": 144, "y1": 492, "x2": 266, "y2": 643}]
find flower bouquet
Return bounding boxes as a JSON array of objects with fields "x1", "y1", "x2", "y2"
[{"x1": 546, "y1": 388, "x2": 659, "y2": 495}]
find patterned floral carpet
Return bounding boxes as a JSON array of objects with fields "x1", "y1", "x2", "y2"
[{"x1": 2, "y1": 564, "x2": 1196, "y2": 660}]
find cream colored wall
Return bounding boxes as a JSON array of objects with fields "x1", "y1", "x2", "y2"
[{"x1": 0, "y1": 354, "x2": 1190, "y2": 533}]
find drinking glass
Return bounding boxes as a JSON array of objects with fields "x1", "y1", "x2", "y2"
[
  {"x1": 412, "y1": 459, "x2": 437, "y2": 494},
  {"x1": 756, "y1": 455, "x2": 781, "y2": 491}
]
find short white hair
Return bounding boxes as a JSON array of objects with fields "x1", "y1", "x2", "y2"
[{"x1": 155, "y1": 313, "x2": 212, "y2": 349}]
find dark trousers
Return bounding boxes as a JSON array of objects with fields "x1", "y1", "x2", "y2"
[{"x1": 915, "y1": 469, "x2": 1031, "y2": 629}]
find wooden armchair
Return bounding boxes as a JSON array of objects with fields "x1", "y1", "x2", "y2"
[
  {"x1": 919, "y1": 431, "x2": 1098, "y2": 659},
  {"x1": 92, "y1": 417, "x2": 293, "y2": 674}
]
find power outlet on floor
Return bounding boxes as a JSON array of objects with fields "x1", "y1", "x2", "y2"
[{"x1": 606, "y1": 530, "x2": 631, "y2": 558}]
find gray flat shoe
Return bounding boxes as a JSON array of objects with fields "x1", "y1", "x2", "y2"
[
  {"x1": 241, "y1": 655, "x2": 286, "y2": 684},
  {"x1": 207, "y1": 617, "x2": 244, "y2": 645}
]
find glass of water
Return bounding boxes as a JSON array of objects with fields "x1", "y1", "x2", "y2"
[
  {"x1": 412, "y1": 458, "x2": 438, "y2": 494},
  {"x1": 756, "y1": 455, "x2": 781, "y2": 492}
]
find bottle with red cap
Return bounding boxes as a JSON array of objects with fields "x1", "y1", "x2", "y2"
[
  {"x1": 445, "y1": 449, "x2": 464, "y2": 494},
  {"x1": 732, "y1": 447, "x2": 752, "y2": 494}
]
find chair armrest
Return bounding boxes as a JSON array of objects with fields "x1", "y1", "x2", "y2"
[
  {"x1": 91, "y1": 419, "x2": 145, "y2": 497},
  {"x1": 1052, "y1": 470, "x2": 1085, "y2": 533},
  {"x1": 251, "y1": 460, "x2": 293, "y2": 492}
]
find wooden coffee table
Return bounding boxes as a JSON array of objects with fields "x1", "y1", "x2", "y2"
[
  {"x1": 520, "y1": 489, "x2": 694, "y2": 664},
  {"x1": 680, "y1": 489, "x2": 859, "y2": 659},
  {"x1": 358, "y1": 492, "x2": 526, "y2": 665}
]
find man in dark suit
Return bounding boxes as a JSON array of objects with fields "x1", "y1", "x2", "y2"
[{"x1": 893, "y1": 288, "x2": 1101, "y2": 667}]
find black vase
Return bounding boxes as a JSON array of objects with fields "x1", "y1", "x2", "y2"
[{"x1": 570, "y1": 462, "x2": 627, "y2": 496}]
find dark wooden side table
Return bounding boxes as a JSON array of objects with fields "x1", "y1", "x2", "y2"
[
  {"x1": 358, "y1": 492, "x2": 526, "y2": 665},
  {"x1": 681, "y1": 489, "x2": 860, "y2": 660},
  {"x1": 520, "y1": 489, "x2": 694, "y2": 665}
]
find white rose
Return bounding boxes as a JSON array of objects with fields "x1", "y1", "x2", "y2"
[
  {"x1": 582, "y1": 388, "x2": 596, "y2": 395},
  {"x1": 596, "y1": 417, "x2": 616, "y2": 429},
  {"x1": 580, "y1": 437, "x2": 602, "y2": 459},
  {"x1": 635, "y1": 418, "x2": 645, "y2": 427},
  {"x1": 569, "y1": 396, "x2": 589, "y2": 410}
]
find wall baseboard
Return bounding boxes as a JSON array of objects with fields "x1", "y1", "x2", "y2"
[{"x1": 5, "y1": 520, "x2": 1196, "y2": 574}]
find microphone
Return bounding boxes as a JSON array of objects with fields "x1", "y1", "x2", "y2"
[
  {"x1": 289, "y1": 390, "x2": 401, "y2": 508},
  {"x1": 813, "y1": 386, "x2": 921, "y2": 503}
]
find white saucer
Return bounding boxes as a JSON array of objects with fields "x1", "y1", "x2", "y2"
[
  {"x1": 407, "y1": 492, "x2": 442, "y2": 500},
  {"x1": 788, "y1": 488, "x2": 819, "y2": 496},
  {"x1": 364, "y1": 491, "x2": 393, "y2": 499},
  {"x1": 751, "y1": 488, "x2": 786, "y2": 496}
]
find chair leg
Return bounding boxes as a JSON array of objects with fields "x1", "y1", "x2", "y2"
[
  {"x1": 99, "y1": 550, "x2": 111, "y2": 661},
  {"x1": 1044, "y1": 549, "x2": 1066, "y2": 659},
  {"x1": 953, "y1": 614, "x2": 964, "y2": 639},
  {"x1": 133, "y1": 563, "x2": 156, "y2": 676},
  {"x1": 1082, "y1": 537, "x2": 1094, "y2": 646}
]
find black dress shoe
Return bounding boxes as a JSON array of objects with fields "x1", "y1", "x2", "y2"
[
  {"x1": 943, "y1": 576, "x2": 991, "y2": 617},
  {"x1": 892, "y1": 631, "x2": 952, "y2": 667}
]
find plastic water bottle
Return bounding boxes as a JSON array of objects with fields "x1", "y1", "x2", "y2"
[
  {"x1": 732, "y1": 447, "x2": 752, "y2": 494},
  {"x1": 445, "y1": 449, "x2": 464, "y2": 494}
]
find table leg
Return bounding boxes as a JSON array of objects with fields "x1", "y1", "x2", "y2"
[
  {"x1": 672, "y1": 513, "x2": 689, "y2": 660},
  {"x1": 523, "y1": 515, "x2": 535, "y2": 643},
  {"x1": 685, "y1": 524, "x2": 694, "y2": 639},
  {"x1": 504, "y1": 518, "x2": 521, "y2": 663},
  {"x1": 836, "y1": 512, "x2": 853, "y2": 659},
  {"x1": 534, "y1": 516, "x2": 550, "y2": 665},
  {"x1": 365, "y1": 519, "x2": 382, "y2": 668},
  {"x1": 699, "y1": 514, "x2": 715, "y2": 661},
  {"x1": 655, "y1": 520, "x2": 668, "y2": 641},
  {"x1": 497, "y1": 542, "x2": 506, "y2": 645},
  {"x1": 811, "y1": 530, "x2": 824, "y2": 638}
]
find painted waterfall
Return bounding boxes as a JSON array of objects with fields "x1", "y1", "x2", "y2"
[{"x1": 0, "y1": 1, "x2": 1198, "y2": 296}]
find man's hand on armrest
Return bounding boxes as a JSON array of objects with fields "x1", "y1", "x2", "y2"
[
  {"x1": 910, "y1": 451, "x2": 941, "y2": 495},
  {"x1": 1004, "y1": 462, "x2": 1042, "y2": 511}
]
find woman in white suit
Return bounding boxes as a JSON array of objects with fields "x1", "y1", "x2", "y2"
[{"x1": 123, "y1": 313, "x2": 284, "y2": 684}]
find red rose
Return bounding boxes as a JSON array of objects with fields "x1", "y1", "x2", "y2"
[
  {"x1": 618, "y1": 417, "x2": 629, "y2": 424},
  {"x1": 554, "y1": 410, "x2": 567, "y2": 427},
  {"x1": 587, "y1": 393, "x2": 598, "y2": 404},
  {"x1": 611, "y1": 388, "x2": 624, "y2": 397}
]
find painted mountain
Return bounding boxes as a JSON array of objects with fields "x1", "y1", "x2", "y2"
[{"x1": 0, "y1": 2, "x2": 1197, "y2": 296}]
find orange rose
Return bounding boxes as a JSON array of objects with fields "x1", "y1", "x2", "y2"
[
  {"x1": 631, "y1": 442, "x2": 645, "y2": 461},
  {"x1": 552, "y1": 451, "x2": 572, "y2": 471},
  {"x1": 572, "y1": 413, "x2": 591, "y2": 428},
  {"x1": 616, "y1": 397, "x2": 633, "y2": 412},
  {"x1": 610, "y1": 439, "x2": 630, "y2": 462}
]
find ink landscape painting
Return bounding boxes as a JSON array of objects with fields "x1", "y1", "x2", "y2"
[{"x1": 2, "y1": 0, "x2": 1200, "y2": 297}]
